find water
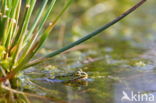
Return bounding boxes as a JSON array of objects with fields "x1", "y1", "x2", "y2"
[
  {"x1": 23, "y1": 37, "x2": 156, "y2": 103},
  {"x1": 1, "y1": 0, "x2": 156, "y2": 103},
  {"x1": 24, "y1": 0, "x2": 156, "y2": 101}
]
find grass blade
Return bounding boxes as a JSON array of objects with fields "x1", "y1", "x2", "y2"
[
  {"x1": 12, "y1": 0, "x2": 73, "y2": 73},
  {"x1": 17, "y1": 0, "x2": 57, "y2": 65}
]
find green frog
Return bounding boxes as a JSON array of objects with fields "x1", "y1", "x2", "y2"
[
  {"x1": 58, "y1": 70, "x2": 88, "y2": 81},
  {"x1": 35, "y1": 69, "x2": 89, "y2": 85},
  {"x1": 52, "y1": 69, "x2": 88, "y2": 82}
]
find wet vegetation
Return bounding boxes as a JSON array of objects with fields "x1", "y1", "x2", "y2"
[{"x1": 0, "y1": 0, "x2": 156, "y2": 103}]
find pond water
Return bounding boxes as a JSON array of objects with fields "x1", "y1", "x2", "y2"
[
  {"x1": 22, "y1": 37, "x2": 156, "y2": 103},
  {"x1": 20, "y1": 1, "x2": 156, "y2": 103}
]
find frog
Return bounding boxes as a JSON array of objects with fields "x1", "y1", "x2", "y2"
[
  {"x1": 34, "y1": 69, "x2": 89, "y2": 84},
  {"x1": 50, "y1": 69, "x2": 88, "y2": 83},
  {"x1": 56, "y1": 69, "x2": 88, "y2": 82}
]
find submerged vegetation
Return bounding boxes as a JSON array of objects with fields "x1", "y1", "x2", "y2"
[{"x1": 0, "y1": 0, "x2": 149, "y2": 102}]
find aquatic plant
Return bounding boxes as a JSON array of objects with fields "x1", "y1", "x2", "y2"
[
  {"x1": 0, "y1": 0, "x2": 72, "y2": 82},
  {"x1": 0, "y1": 0, "x2": 147, "y2": 102}
]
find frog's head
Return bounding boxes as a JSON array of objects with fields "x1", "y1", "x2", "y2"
[{"x1": 74, "y1": 69, "x2": 88, "y2": 79}]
